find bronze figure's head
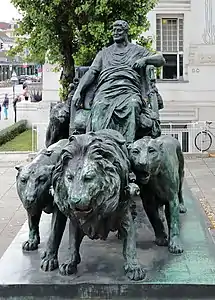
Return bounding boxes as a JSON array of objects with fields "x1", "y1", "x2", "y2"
[{"x1": 112, "y1": 20, "x2": 129, "y2": 44}]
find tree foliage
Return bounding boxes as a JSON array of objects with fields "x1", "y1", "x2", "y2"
[{"x1": 10, "y1": 0, "x2": 158, "y2": 99}]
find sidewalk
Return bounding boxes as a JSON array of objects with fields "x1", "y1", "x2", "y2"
[
  {"x1": 0, "y1": 154, "x2": 28, "y2": 257},
  {"x1": 0, "y1": 106, "x2": 14, "y2": 130},
  {"x1": 1, "y1": 153, "x2": 215, "y2": 258},
  {"x1": 185, "y1": 157, "x2": 215, "y2": 230}
]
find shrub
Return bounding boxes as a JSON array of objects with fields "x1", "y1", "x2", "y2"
[{"x1": 0, "y1": 120, "x2": 28, "y2": 146}]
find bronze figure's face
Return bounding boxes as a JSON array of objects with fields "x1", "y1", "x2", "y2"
[{"x1": 113, "y1": 25, "x2": 128, "y2": 43}]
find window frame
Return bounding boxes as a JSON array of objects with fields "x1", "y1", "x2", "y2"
[{"x1": 156, "y1": 14, "x2": 184, "y2": 80}]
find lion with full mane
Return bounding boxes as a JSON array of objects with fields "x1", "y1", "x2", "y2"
[{"x1": 41, "y1": 129, "x2": 144, "y2": 281}]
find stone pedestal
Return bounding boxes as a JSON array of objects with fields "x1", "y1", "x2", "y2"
[
  {"x1": 0, "y1": 184, "x2": 215, "y2": 299},
  {"x1": 42, "y1": 63, "x2": 61, "y2": 103},
  {"x1": 16, "y1": 101, "x2": 49, "y2": 150}
]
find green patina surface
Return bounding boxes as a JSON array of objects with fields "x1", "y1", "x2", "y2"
[
  {"x1": 145, "y1": 184, "x2": 215, "y2": 284},
  {"x1": 0, "y1": 183, "x2": 215, "y2": 287}
]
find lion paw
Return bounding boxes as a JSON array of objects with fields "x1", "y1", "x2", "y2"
[
  {"x1": 22, "y1": 239, "x2": 39, "y2": 251},
  {"x1": 59, "y1": 262, "x2": 78, "y2": 276},
  {"x1": 40, "y1": 251, "x2": 58, "y2": 272},
  {"x1": 168, "y1": 236, "x2": 183, "y2": 254},
  {"x1": 179, "y1": 203, "x2": 187, "y2": 214},
  {"x1": 124, "y1": 262, "x2": 146, "y2": 281},
  {"x1": 155, "y1": 235, "x2": 168, "y2": 247}
]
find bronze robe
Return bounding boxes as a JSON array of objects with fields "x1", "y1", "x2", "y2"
[{"x1": 87, "y1": 43, "x2": 151, "y2": 143}]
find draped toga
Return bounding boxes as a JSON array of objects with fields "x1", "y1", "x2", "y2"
[{"x1": 87, "y1": 43, "x2": 152, "y2": 143}]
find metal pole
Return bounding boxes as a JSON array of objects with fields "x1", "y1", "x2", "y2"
[
  {"x1": 13, "y1": 83, "x2": 17, "y2": 123},
  {"x1": 13, "y1": 84, "x2": 15, "y2": 100}
]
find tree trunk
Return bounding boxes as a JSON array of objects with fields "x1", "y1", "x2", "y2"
[{"x1": 60, "y1": 39, "x2": 75, "y2": 101}]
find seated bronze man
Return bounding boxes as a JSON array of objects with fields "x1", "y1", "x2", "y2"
[{"x1": 71, "y1": 20, "x2": 165, "y2": 143}]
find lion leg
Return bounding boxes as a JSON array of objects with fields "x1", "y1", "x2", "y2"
[
  {"x1": 178, "y1": 176, "x2": 187, "y2": 214},
  {"x1": 41, "y1": 206, "x2": 67, "y2": 272},
  {"x1": 165, "y1": 195, "x2": 183, "y2": 254},
  {"x1": 179, "y1": 189, "x2": 187, "y2": 214},
  {"x1": 117, "y1": 197, "x2": 138, "y2": 240},
  {"x1": 117, "y1": 183, "x2": 139, "y2": 240},
  {"x1": 121, "y1": 208, "x2": 145, "y2": 281},
  {"x1": 141, "y1": 193, "x2": 167, "y2": 247},
  {"x1": 59, "y1": 219, "x2": 84, "y2": 276},
  {"x1": 177, "y1": 148, "x2": 187, "y2": 214},
  {"x1": 158, "y1": 205, "x2": 165, "y2": 222},
  {"x1": 22, "y1": 211, "x2": 41, "y2": 251}
]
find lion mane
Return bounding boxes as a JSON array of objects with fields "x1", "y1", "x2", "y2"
[{"x1": 52, "y1": 129, "x2": 130, "y2": 218}]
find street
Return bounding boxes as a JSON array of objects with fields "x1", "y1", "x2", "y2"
[{"x1": 0, "y1": 84, "x2": 23, "y2": 130}]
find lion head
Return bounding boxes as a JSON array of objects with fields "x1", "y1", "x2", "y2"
[
  {"x1": 16, "y1": 162, "x2": 54, "y2": 215},
  {"x1": 15, "y1": 140, "x2": 68, "y2": 215},
  {"x1": 46, "y1": 102, "x2": 70, "y2": 147},
  {"x1": 52, "y1": 129, "x2": 130, "y2": 222},
  {"x1": 128, "y1": 136, "x2": 162, "y2": 184},
  {"x1": 50, "y1": 102, "x2": 70, "y2": 124}
]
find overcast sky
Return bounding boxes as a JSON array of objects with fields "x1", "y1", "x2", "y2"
[{"x1": 0, "y1": 0, "x2": 21, "y2": 22}]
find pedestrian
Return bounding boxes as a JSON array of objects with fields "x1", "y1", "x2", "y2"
[
  {"x1": 23, "y1": 82, "x2": 29, "y2": 101},
  {"x1": 2, "y1": 93, "x2": 9, "y2": 120},
  {"x1": 13, "y1": 95, "x2": 20, "y2": 123},
  {"x1": 0, "y1": 103, "x2": 1, "y2": 120}
]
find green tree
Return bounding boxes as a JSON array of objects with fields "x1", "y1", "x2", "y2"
[{"x1": 10, "y1": 0, "x2": 158, "y2": 100}]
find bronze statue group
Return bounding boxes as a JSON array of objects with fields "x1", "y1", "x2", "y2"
[{"x1": 15, "y1": 21, "x2": 187, "y2": 281}]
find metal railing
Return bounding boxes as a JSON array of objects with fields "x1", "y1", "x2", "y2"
[
  {"x1": 32, "y1": 121, "x2": 215, "y2": 153},
  {"x1": 32, "y1": 123, "x2": 48, "y2": 152},
  {"x1": 161, "y1": 121, "x2": 215, "y2": 153}
]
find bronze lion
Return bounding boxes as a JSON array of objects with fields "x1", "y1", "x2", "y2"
[
  {"x1": 128, "y1": 135, "x2": 186, "y2": 254},
  {"x1": 41, "y1": 129, "x2": 145, "y2": 281}
]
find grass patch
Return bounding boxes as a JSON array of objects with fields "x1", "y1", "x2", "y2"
[
  {"x1": 0, "y1": 120, "x2": 28, "y2": 146},
  {"x1": 0, "y1": 129, "x2": 36, "y2": 151}
]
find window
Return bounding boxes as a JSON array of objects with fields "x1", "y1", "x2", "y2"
[
  {"x1": 161, "y1": 124, "x2": 189, "y2": 152},
  {"x1": 156, "y1": 15, "x2": 184, "y2": 80}
]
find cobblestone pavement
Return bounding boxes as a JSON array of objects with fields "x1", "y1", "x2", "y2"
[{"x1": 1, "y1": 153, "x2": 215, "y2": 258}]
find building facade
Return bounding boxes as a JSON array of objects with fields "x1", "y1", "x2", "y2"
[
  {"x1": 24, "y1": 0, "x2": 215, "y2": 151},
  {"x1": 147, "y1": 0, "x2": 215, "y2": 123},
  {"x1": 41, "y1": 0, "x2": 215, "y2": 124},
  {"x1": 0, "y1": 31, "x2": 14, "y2": 51},
  {"x1": 0, "y1": 20, "x2": 36, "y2": 81}
]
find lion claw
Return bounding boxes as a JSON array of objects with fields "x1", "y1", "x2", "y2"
[
  {"x1": 124, "y1": 263, "x2": 146, "y2": 281},
  {"x1": 168, "y1": 236, "x2": 183, "y2": 254},
  {"x1": 59, "y1": 262, "x2": 78, "y2": 276},
  {"x1": 22, "y1": 239, "x2": 39, "y2": 251},
  {"x1": 40, "y1": 251, "x2": 58, "y2": 272},
  {"x1": 179, "y1": 203, "x2": 187, "y2": 214}
]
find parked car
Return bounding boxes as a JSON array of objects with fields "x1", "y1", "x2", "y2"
[
  {"x1": 23, "y1": 78, "x2": 32, "y2": 86},
  {"x1": 30, "y1": 75, "x2": 39, "y2": 82},
  {"x1": 18, "y1": 75, "x2": 28, "y2": 84}
]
